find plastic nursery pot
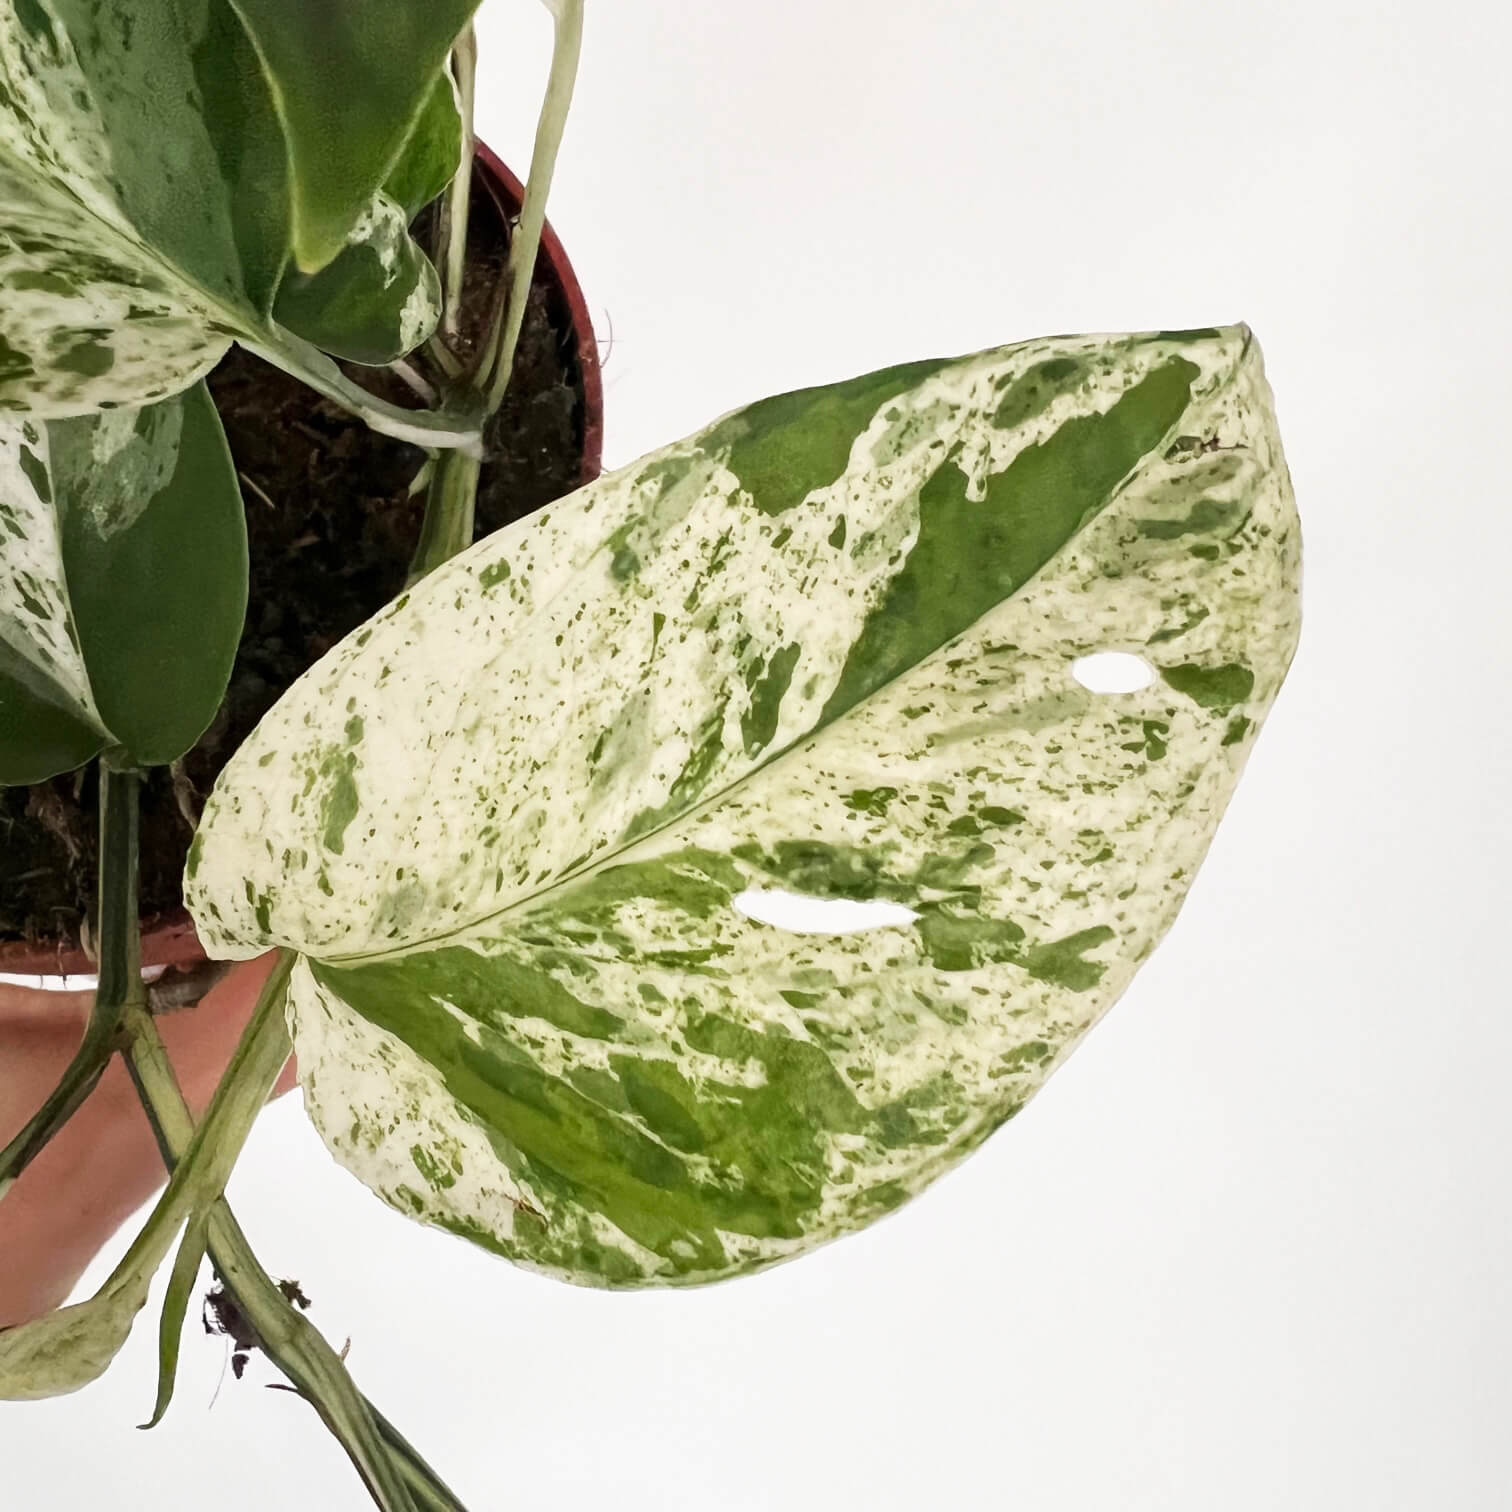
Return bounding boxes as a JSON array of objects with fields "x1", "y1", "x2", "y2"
[{"x1": 0, "y1": 143, "x2": 603, "y2": 980}]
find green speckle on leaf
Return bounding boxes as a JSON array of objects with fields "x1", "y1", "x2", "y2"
[
  {"x1": 1137, "y1": 497, "x2": 1243, "y2": 540},
  {"x1": 740, "y1": 642, "x2": 800, "y2": 756},
  {"x1": 1022, "y1": 927, "x2": 1115, "y2": 991},
  {"x1": 990, "y1": 355, "x2": 1086, "y2": 431},
  {"x1": 16, "y1": 445, "x2": 50, "y2": 503},
  {"x1": 0, "y1": 333, "x2": 35, "y2": 383},
  {"x1": 844, "y1": 787, "x2": 898, "y2": 817},
  {"x1": 917, "y1": 908, "x2": 1026, "y2": 971},
  {"x1": 1161, "y1": 661, "x2": 1255, "y2": 710},
  {"x1": 55, "y1": 339, "x2": 116, "y2": 378},
  {"x1": 707, "y1": 356, "x2": 956, "y2": 516},
  {"x1": 319, "y1": 755, "x2": 360, "y2": 854}
]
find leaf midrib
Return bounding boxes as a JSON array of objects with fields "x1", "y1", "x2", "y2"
[{"x1": 322, "y1": 364, "x2": 1225, "y2": 970}]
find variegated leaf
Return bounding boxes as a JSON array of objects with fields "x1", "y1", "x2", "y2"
[
  {"x1": 0, "y1": 383, "x2": 246, "y2": 784},
  {"x1": 188, "y1": 326, "x2": 1301, "y2": 1288},
  {"x1": 0, "y1": 1, "x2": 477, "y2": 414},
  {"x1": 0, "y1": 2, "x2": 247, "y2": 413},
  {"x1": 271, "y1": 193, "x2": 442, "y2": 367}
]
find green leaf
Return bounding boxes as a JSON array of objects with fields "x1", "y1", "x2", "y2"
[
  {"x1": 226, "y1": 0, "x2": 482, "y2": 272},
  {"x1": 266, "y1": 57, "x2": 465, "y2": 364},
  {"x1": 385, "y1": 70, "x2": 465, "y2": 221},
  {"x1": 139, "y1": 1213, "x2": 207, "y2": 1431},
  {"x1": 187, "y1": 326, "x2": 1302, "y2": 1288},
  {"x1": 271, "y1": 194, "x2": 442, "y2": 366},
  {"x1": 0, "y1": 382, "x2": 247, "y2": 783}
]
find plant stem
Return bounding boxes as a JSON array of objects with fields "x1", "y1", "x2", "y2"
[
  {"x1": 0, "y1": 763, "x2": 141, "y2": 1202},
  {"x1": 476, "y1": 0, "x2": 584, "y2": 415},
  {"x1": 124, "y1": 987, "x2": 465, "y2": 1512},
  {"x1": 403, "y1": 0, "x2": 583, "y2": 586},
  {"x1": 435, "y1": 25, "x2": 478, "y2": 343},
  {"x1": 406, "y1": 446, "x2": 482, "y2": 585},
  {"x1": 246, "y1": 333, "x2": 482, "y2": 456}
]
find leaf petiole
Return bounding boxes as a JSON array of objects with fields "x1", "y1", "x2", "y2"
[{"x1": 0, "y1": 764, "x2": 142, "y2": 1203}]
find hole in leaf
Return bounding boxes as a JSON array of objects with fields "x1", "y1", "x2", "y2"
[
  {"x1": 1071, "y1": 651, "x2": 1156, "y2": 694},
  {"x1": 733, "y1": 888, "x2": 920, "y2": 935}
]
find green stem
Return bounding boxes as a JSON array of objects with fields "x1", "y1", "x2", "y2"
[
  {"x1": 404, "y1": 1, "x2": 582, "y2": 586},
  {"x1": 0, "y1": 763, "x2": 141, "y2": 1202},
  {"x1": 436, "y1": 25, "x2": 477, "y2": 343},
  {"x1": 245, "y1": 333, "x2": 482, "y2": 456},
  {"x1": 406, "y1": 446, "x2": 481, "y2": 585},
  {"x1": 477, "y1": 0, "x2": 584, "y2": 414},
  {"x1": 124, "y1": 992, "x2": 462, "y2": 1512}
]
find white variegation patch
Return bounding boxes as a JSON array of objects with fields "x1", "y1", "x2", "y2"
[
  {"x1": 192, "y1": 327, "x2": 1301, "y2": 1286},
  {"x1": 57, "y1": 401, "x2": 184, "y2": 540},
  {"x1": 0, "y1": 419, "x2": 101, "y2": 728}
]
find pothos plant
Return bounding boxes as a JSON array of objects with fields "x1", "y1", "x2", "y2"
[{"x1": 0, "y1": 2, "x2": 1301, "y2": 1508}]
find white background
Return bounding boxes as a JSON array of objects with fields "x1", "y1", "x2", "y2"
[{"x1": 5, "y1": 1, "x2": 1510, "y2": 1507}]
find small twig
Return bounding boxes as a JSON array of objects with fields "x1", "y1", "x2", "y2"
[
  {"x1": 388, "y1": 360, "x2": 437, "y2": 406},
  {"x1": 236, "y1": 471, "x2": 277, "y2": 511}
]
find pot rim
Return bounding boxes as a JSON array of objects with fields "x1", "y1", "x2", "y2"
[{"x1": 0, "y1": 141, "x2": 604, "y2": 980}]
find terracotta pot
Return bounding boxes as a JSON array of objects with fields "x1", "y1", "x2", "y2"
[{"x1": 0, "y1": 144, "x2": 603, "y2": 979}]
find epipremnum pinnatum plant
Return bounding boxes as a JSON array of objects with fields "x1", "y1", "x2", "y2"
[{"x1": 0, "y1": 2, "x2": 1301, "y2": 1507}]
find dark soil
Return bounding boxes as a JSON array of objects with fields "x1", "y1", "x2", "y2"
[{"x1": 0, "y1": 169, "x2": 589, "y2": 951}]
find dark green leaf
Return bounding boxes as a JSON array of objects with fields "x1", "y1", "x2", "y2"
[
  {"x1": 384, "y1": 71, "x2": 464, "y2": 220},
  {"x1": 227, "y1": 0, "x2": 483, "y2": 270},
  {"x1": 0, "y1": 383, "x2": 246, "y2": 781},
  {"x1": 0, "y1": 645, "x2": 105, "y2": 786}
]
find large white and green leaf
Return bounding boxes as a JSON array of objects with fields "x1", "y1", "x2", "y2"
[
  {"x1": 0, "y1": 1, "x2": 477, "y2": 414},
  {"x1": 187, "y1": 326, "x2": 1302, "y2": 1288},
  {"x1": 0, "y1": 382, "x2": 246, "y2": 784}
]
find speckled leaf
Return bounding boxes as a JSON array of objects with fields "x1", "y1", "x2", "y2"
[
  {"x1": 188, "y1": 326, "x2": 1301, "y2": 1288},
  {"x1": 0, "y1": 2, "x2": 472, "y2": 412},
  {"x1": 0, "y1": 1, "x2": 249, "y2": 413},
  {"x1": 0, "y1": 383, "x2": 246, "y2": 783},
  {"x1": 0, "y1": 1259, "x2": 155, "y2": 1401},
  {"x1": 271, "y1": 194, "x2": 442, "y2": 366}
]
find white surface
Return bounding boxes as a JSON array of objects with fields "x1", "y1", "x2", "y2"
[{"x1": 4, "y1": 1, "x2": 1509, "y2": 1508}]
